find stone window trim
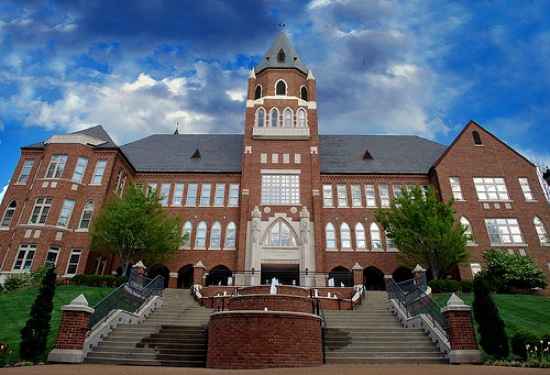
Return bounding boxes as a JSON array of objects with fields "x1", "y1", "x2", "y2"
[
  {"x1": 518, "y1": 177, "x2": 536, "y2": 202},
  {"x1": 485, "y1": 218, "x2": 525, "y2": 245},
  {"x1": 17, "y1": 159, "x2": 35, "y2": 184},
  {"x1": 29, "y1": 197, "x2": 53, "y2": 225},
  {"x1": 64, "y1": 248, "x2": 82, "y2": 276},
  {"x1": 78, "y1": 200, "x2": 94, "y2": 231},
  {"x1": 473, "y1": 177, "x2": 510, "y2": 201},
  {"x1": 45, "y1": 154, "x2": 68, "y2": 179},
  {"x1": 12, "y1": 244, "x2": 37, "y2": 272},
  {"x1": 449, "y1": 176, "x2": 464, "y2": 200},
  {"x1": 91, "y1": 159, "x2": 107, "y2": 185},
  {"x1": 72, "y1": 156, "x2": 88, "y2": 183},
  {"x1": 1, "y1": 199, "x2": 17, "y2": 228}
]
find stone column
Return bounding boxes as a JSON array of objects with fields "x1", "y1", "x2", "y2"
[
  {"x1": 193, "y1": 261, "x2": 206, "y2": 287},
  {"x1": 168, "y1": 272, "x2": 178, "y2": 288},
  {"x1": 441, "y1": 294, "x2": 484, "y2": 364},
  {"x1": 47, "y1": 294, "x2": 94, "y2": 363},
  {"x1": 249, "y1": 206, "x2": 262, "y2": 286},
  {"x1": 352, "y1": 262, "x2": 364, "y2": 287}
]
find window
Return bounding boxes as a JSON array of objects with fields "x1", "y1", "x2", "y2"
[
  {"x1": 340, "y1": 222, "x2": 351, "y2": 249},
  {"x1": 322, "y1": 184, "x2": 333, "y2": 207},
  {"x1": 485, "y1": 218, "x2": 524, "y2": 244},
  {"x1": 261, "y1": 174, "x2": 300, "y2": 205},
  {"x1": 300, "y1": 86, "x2": 308, "y2": 101},
  {"x1": 472, "y1": 131, "x2": 483, "y2": 145},
  {"x1": 173, "y1": 183, "x2": 184, "y2": 205},
  {"x1": 297, "y1": 109, "x2": 306, "y2": 127},
  {"x1": 45, "y1": 246, "x2": 60, "y2": 268},
  {"x1": 534, "y1": 217, "x2": 549, "y2": 245},
  {"x1": 186, "y1": 183, "x2": 198, "y2": 206},
  {"x1": 225, "y1": 222, "x2": 236, "y2": 248},
  {"x1": 57, "y1": 199, "x2": 75, "y2": 228},
  {"x1": 160, "y1": 183, "x2": 171, "y2": 205},
  {"x1": 449, "y1": 177, "x2": 463, "y2": 200},
  {"x1": 355, "y1": 223, "x2": 366, "y2": 249},
  {"x1": 228, "y1": 184, "x2": 239, "y2": 206},
  {"x1": 337, "y1": 184, "x2": 348, "y2": 207},
  {"x1": 270, "y1": 108, "x2": 279, "y2": 127},
  {"x1": 92, "y1": 160, "x2": 107, "y2": 184},
  {"x1": 45, "y1": 155, "x2": 67, "y2": 179},
  {"x1": 379, "y1": 184, "x2": 389, "y2": 207},
  {"x1": 13, "y1": 244, "x2": 36, "y2": 271},
  {"x1": 284, "y1": 108, "x2": 292, "y2": 127},
  {"x1": 79, "y1": 201, "x2": 94, "y2": 230},
  {"x1": 263, "y1": 220, "x2": 297, "y2": 247},
  {"x1": 365, "y1": 184, "x2": 376, "y2": 207},
  {"x1": 29, "y1": 197, "x2": 53, "y2": 224},
  {"x1": 256, "y1": 108, "x2": 265, "y2": 127},
  {"x1": 17, "y1": 159, "x2": 34, "y2": 184},
  {"x1": 326, "y1": 223, "x2": 336, "y2": 249},
  {"x1": 351, "y1": 184, "x2": 362, "y2": 207},
  {"x1": 210, "y1": 221, "x2": 221, "y2": 248},
  {"x1": 276, "y1": 80, "x2": 286, "y2": 96},
  {"x1": 255, "y1": 85, "x2": 262, "y2": 100},
  {"x1": 65, "y1": 249, "x2": 82, "y2": 275},
  {"x1": 473, "y1": 177, "x2": 509, "y2": 201},
  {"x1": 72, "y1": 156, "x2": 88, "y2": 183},
  {"x1": 115, "y1": 170, "x2": 125, "y2": 194},
  {"x1": 196, "y1": 221, "x2": 207, "y2": 247},
  {"x1": 370, "y1": 223, "x2": 382, "y2": 249},
  {"x1": 182, "y1": 221, "x2": 192, "y2": 247},
  {"x1": 200, "y1": 183, "x2": 212, "y2": 206},
  {"x1": 386, "y1": 231, "x2": 396, "y2": 249},
  {"x1": 146, "y1": 182, "x2": 157, "y2": 196},
  {"x1": 1, "y1": 200, "x2": 17, "y2": 228},
  {"x1": 393, "y1": 184, "x2": 403, "y2": 199},
  {"x1": 518, "y1": 178, "x2": 535, "y2": 201},
  {"x1": 470, "y1": 262, "x2": 482, "y2": 276},
  {"x1": 460, "y1": 216, "x2": 475, "y2": 245},
  {"x1": 214, "y1": 184, "x2": 225, "y2": 206},
  {"x1": 277, "y1": 48, "x2": 285, "y2": 62}
]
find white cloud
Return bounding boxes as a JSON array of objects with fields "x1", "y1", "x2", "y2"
[{"x1": 0, "y1": 182, "x2": 8, "y2": 204}]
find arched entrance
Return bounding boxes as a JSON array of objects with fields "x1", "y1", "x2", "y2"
[
  {"x1": 392, "y1": 266, "x2": 413, "y2": 284},
  {"x1": 147, "y1": 264, "x2": 170, "y2": 288},
  {"x1": 261, "y1": 264, "x2": 300, "y2": 286},
  {"x1": 328, "y1": 266, "x2": 353, "y2": 287},
  {"x1": 364, "y1": 266, "x2": 385, "y2": 290},
  {"x1": 206, "y1": 265, "x2": 233, "y2": 286},
  {"x1": 177, "y1": 264, "x2": 194, "y2": 289}
]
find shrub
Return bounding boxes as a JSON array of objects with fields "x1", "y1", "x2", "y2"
[
  {"x1": 429, "y1": 279, "x2": 460, "y2": 293},
  {"x1": 459, "y1": 280, "x2": 473, "y2": 293},
  {"x1": 541, "y1": 332, "x2": 550, "y2": 344},
  {"x1": 70, "y1": 274, "x2": 128, "y2": 288},
  {"x1": 2, "y1": 267, "x2": 53, "y2": 292},
  {"x1": 511, "y1": 329, "x2": 539, "y2": 359}
]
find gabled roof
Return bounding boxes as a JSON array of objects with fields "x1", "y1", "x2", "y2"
[
  {"x1": 255, "y1": 31, "x2": 308, "y2": 75},
  {"x1": 22, "y1": 125, "x2": 118, "y2": 149}
]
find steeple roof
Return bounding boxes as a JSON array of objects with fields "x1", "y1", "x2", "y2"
[{"x1": 255, "y1": 31, "x2": 308, "y2": 75}]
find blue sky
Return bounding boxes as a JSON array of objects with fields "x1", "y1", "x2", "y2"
[{"x1": 1, "y1": 0, "x2": 549, "y2": 202}]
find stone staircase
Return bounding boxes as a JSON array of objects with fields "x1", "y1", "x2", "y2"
[
  {"x1": 85, "y1": 288, "x2": 212, "y2": 367},
  {"x1": 324, "y1": 290, "x2": 448, "y2": 364}
]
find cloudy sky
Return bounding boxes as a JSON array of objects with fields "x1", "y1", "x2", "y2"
[{"x1": 1, "y1": 0, "x2": 549, "y2": 202}]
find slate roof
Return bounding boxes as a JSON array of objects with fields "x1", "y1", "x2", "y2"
[
  {"x1": 22, "y1": 125, "x2": 118, "y2": 149},
  {"x1": 255, "y1": 32, "x2": 309, "y2": 75}
]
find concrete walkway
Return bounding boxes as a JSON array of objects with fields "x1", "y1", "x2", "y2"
[{"x1": 1, "y1": 364, "x2": 548, "y2": 375}]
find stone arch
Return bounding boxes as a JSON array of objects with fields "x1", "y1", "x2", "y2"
[
  {"x1": 148, "y1": 264, "x2": 170, "y2": 288},
  {"x1": 364, "y1": 266, "x2": 385, "y2": 290},
  {"x1": 177, "y1": 264, "x2": 194, "y2": 288},
  {"x1": 392, "y1": 266, "x2": 413, "y2": 284},
  {"x1": 206, "y1": 265, "x2": 233, "y2": 286},
  {"x1": 262, "y1": 218, "x2": 298, "y2": 247},
  {"x1": 329, "y1": 266, "x2": 353, "y2": 287}
]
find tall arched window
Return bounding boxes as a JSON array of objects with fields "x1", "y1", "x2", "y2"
[
  {"x1": 78, "y1": 200, "x2": 94, "y2": 230},
  {"x1": 255, "y1": 85, "x2": 262, "y2": 100},
  {"x1": 1, "y1": 200, "x2": 17, "y2": 228},
  {"x1": 196, "y1": 221, "x2": 207, "y2": 247},
  {"x1": 534, "y1": 217, "x2": 549, "y2": 245},
  {"x1": 340, "y1": 222, "x2": 351, "y2": 249},
  {"x1": 326, "y1": 222, "x2": 336, "y2": 249},
  {"x1": 300, "y1": 86, "x2": 308, "y2": 101},
  {"x1": 182, "y1": 221, "x2": 192, "y2": 247},
  {"x1": 370, "y1": 223, "x2": 382, "y2": 249},
  {"x1": 225, "y1": 222, "x2": 236, "y2": 248},
  {"x1": 270, "y1": 108, "x2": 279, "y2": 127},
  {"x1": 355, "y1": 223, "x2": 366, "y2": 249},
  {"x1": 460, "y1": 216, "x2": 475, "y2": 245},
  {"x1": 276, "y1": 80, "x2": 286, "y2": 96},
  {"x1": 256, "y1": 108, "x2": 265, "y2": 127},
  {"x1": 472, "y1": 131, "x2": 483, "y2": 145},
  {"x1": 385, "y1": 231, "x2": 396, "y2": 249},
  {"x1": 263, "y1": 220, "x2": 297, "y2": 247},
  {"x1": 284, "y1": 108, "x2": 292, "y2": 127},
  {"x1": 297, "y1": 108, "x2": 307, "y2": 127},
  {"x1": 210, "y1": 221, "x2": 221, "y2": 248}
]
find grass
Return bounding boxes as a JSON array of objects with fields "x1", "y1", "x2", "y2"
[{"x1": 0, "y1": 285, "x2": 113, "y2": 364}]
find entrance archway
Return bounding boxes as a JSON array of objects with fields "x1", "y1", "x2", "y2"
[
  {"x1": 364, "y1": 266, "x2": 385, "y2": 290},
  {"x1": 147, "y1": 264, "x2": 170, "y2": 287},
  {"x1": 328, "y1": 266, "x2": 353, "y2": 287},
  {"x1": 261, "y1": 264, "x2": 300, "y2": 286},
  {"x1": 206, "y1": 265, "x2": 233, "y2": 286},
  {"x1": 392, "y1": 266, "x2": 413, "y2": 284},
  {"x1": 177, "y1": 264, "x2": 194, "y2": 288}
]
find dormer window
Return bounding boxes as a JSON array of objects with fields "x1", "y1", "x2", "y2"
[
  {"x1": 276, "y1": 80, "x2": 286, "y2": 96},
  {"x1": 473, "y1": 131, "x2": 483, "y2": 145},
  {"x1": 255, "y1": 85, "x2": 262, "y2": 100},
  {"x1": 277, "y1": 48, "x2": 285, "y2": 63}
]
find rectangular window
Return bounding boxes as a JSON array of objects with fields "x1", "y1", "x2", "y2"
[
  {"x1": 518, "y1": 178, "x2": 535, "y2": 201},
  {"x1": 365, "y1": 184, "x2": 376, "y2": 207},
  {"x1": 379, "y1": 184, "x2": 390, "y2": 207},
  {"x1": 147, "y1": 182, "x2": 157, "y2": 196},
  {"x1": 351, "y1": 184, "x2": 362, "y2": 207},
  {"x1": 118, "y1": 175, "x2": 127, "y2": 197},
  {"x1": 13, "y1": 244, "x2": 37, "y2": 271},
  {"x1": 45, "y1": 246, "x2": 60, "y2": 268},
  {"x1": 393, "y1": 184, "x2": 403, "y2": 199},
  {"x1": 470, "y1": 262, "x2": 482, "y2": 276},
  {"x1": 57, "y1": 199, "x2": 75, "y2": 228},
  {"x1": 485, "y1": 218, "x2": 524, "y2": 244},
  {"x1": 322, "y1": 184, "x2": 333, "y2": 207},
  {"x1": 65, "y1": 249, "x2": 82, "y2": 275},
  {"x1": 449, "y1": 177, "x2": 463, "y2": 200},
  {"x1": 214, "y1": 183, "x2": 225, "y2": 206},
  {"x1": 160, "y1": 183, "x2": 171, "y2": 205},
  {"x1": 17, "y1": 159, "x2": 34, "y2": 184},
  {"x1": 92, "y1": 160, "x2": 107, "y2": 184},
  {"x1": 228, "y1": 184, "x2": 240, "y2": 206},
  {"x1": 172, "y1": 183, "x2": 184, "y2": 205},
  {"x1": 29, "y1": 197, "x2": 53, "y2": 224},
  {"x1": 200, "y1": 183, "x2": 212, "y2": 206},
  {"x1": 115, "y1": 170, "x2": 127, "y2": 196},
  {"x1": 186, "y1": 183, "x2": 198, "y2": 206},
  {"x1": 261, "y1": 175, "x2": 300, "y2": 205},
  {"x1": 473, "y1": 177, "x2": 509, "y2": 201},
  {"x1": 337, "y1": 185, "x2": 348, "y2": 207},
  {"x1": 45, "y1": 155, "x2": 68, "y2": 179},
  {"x1": 72, "y1": 156, "x2": 88, "y2": 183}
]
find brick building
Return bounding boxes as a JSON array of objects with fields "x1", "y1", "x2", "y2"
[{"x1": 1, "y1": 32, "x2": 549, "y2": 291}]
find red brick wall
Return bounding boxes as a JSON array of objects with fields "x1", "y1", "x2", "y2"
[
  {"x1": 54, "y1": 310, "x2": 92, "y2": 350},
  {"x1": 228, "y1": 295, "x2": 314, "y2": 313},
  {"x1": 238, "y1": 285, "x2": 310, "y2": 296},
  {"x1": 443, "y1": 310, "x2": 479, "y2": 351}
]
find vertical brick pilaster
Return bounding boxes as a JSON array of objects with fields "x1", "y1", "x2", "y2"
[
  {"x1": 193, "y1": 260, "x2": 206, "y2": 287},
  {"x1": 168, "y1": 272, "x2": 178, "y2": 288},
  {"x1": 352, "y1": 262, "x2": 363, "y2": 286}
]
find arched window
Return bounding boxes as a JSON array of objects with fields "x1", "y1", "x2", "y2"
[
  {"x1": 263, "y1": 220, "x2": 297, "y2": 247},
  {"x1": 300, "y1": 86, "x2": 308, "y2": 101},
  {"x1": 326, "y1": 222, "x2": 336, "y2": 249},
  {"x1": 78, "y1": 200, "x2": 94, "y2": 230},
  {"x1": 270, "y1": 108, "x2": 279, "y2": 127},
  {"x1": 1, "y1": 200, "x2": 17, "y2": 228},
  {"x1": 225, "y1": 221, "x2": 236, "y2": 248},
  {"x1": 255, "y1": 85, "x2": 262, "y2": 100},
  {"x1": 256, "y1": 108, "x2": 265, "y2": 127},
  {"x1": 182, "y1": 221, "x2": 192, "y2": 247},
  {"x1": 206, "y1": 265, "x2": 232, "y2": 286},
  {"x1": 210, "y1": 221, "x2": 221, "y2": 248},
  {"x1": 370, "y1": 222, "x2": 381, "y2": 249},
  {"x1": 534, "y1": 217, "x2": 549, "y2": 245},
  {"x1": 297, "y1": 108, "x2": 307, "y2": 128},
  {"x1": 276, "y1": 80, "x2": 286, "y2": 96},
  {"x1": 385, "y1": 231, "x2": 396, "y2": 249},
  {"x1": 277, "y1": 48, "x2": 285, "y2": 63},
  {"x1": 472, "y1": 131, "x2": 483, "y2": 145},
  {"x1": 460, "y1": 216, "x2": 475, "y2": 245},
  {"x1": 284, "y1": 108, "x2": 292, "y2": 127},
  {"x1": 355, "y1": 223, "x2": 366, "y2": 249},
  {"x1": 340, "y1": 222, "x2": 351, "y2": 249},
  {"x1": 329, "y1": 266, "x2": 352, "y2": 287},
  {"x1": 196, "y1": 221, "x2": 207, "y2": 247}
]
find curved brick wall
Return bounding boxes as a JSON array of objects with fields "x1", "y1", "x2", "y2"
[
  {"x1": 206, "y1": 311, "x2": 323, "y2": 369},
  {"x1": 228, "y1": 294, "x2": 314, "y2": 313},
  {"x1": 237, "y1": 285, "x2": 310, "y2": 297}
]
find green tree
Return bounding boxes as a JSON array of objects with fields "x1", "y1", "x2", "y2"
[
  {"x1": 19, "y1": 267, "x2": 57, "y2": 362},
  {"x1": 90, "y1": 183, "x2": 182, "y2": 275},
  {"x1": 375, "y1": 186, "x2": 470, "y2": 280}
]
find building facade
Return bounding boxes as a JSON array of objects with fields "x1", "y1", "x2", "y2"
[{"x1": 1, "y1": 32, "x2": 549, "y2": 291}]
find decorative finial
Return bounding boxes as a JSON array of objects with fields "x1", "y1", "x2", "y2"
[
  {"x1": 174, "y1": 122, "x2": 179, "y2": 135},
  {"x1": 278, "y1": 23, "x2": 285, "y2": 28}
]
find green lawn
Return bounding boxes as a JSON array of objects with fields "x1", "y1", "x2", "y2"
[{"x1": 0, "y1": 285, "x2": 113, "y2": 364}]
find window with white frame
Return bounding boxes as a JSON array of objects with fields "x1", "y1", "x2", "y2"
[
  {"x1": 57, "y1": 199, "x2": 75, "y2": 228},
  {"x1": 326, "y1": 223, "x2": 336, "y2": 249},
  {"x1": 485, "y1": 218, "x2": 524, "y2": 244},
  {"x1": 370, "y1": 223, "x2": 382, "y2": 249},
  {"x1": 173, "y1": 183, "x2": 184, "y2": 205},
  {"x1": 200, "y1": 183, "x2": 212, "y2": 206},
  {"x1": 92, "y1": 160, "x2": 107, "y2": 184},
  {"x1": 256, "y1": 108, "x2": 266, "y2": 127},
  {"x1": 263, "y1": 220, "x2": 297, "y2": 247},
  {"x1": 337, "y1": 184, "x2": 348, "y2": 207},
  {"x1": 1, "y1": 200, "x2": 16, "y2": 228},
  {"x1": 17, "y1": 159, "x2": 34, "y2": 184},
  {"x1": 195, "y1": 221, "x2": 207, "y2": 247},
  {"x1": 284, "y1": 108, "x2": 292, "y2": 127},
  {"x1": 214, "y1": 184, "x2": 225, "y2": 206},
  {"x1": 385, "y1": 231, "x2": 396, "y2": 249},
  {"x1": 261, "y1": 174, "x2": 300, "y2": 205},
  {"x1": 355, "y1": 223, "x2": 366, "y2": 249},
  {"x1": 160, "y1": 183, "x2": 171, "y2": 205},
  {"x1": 115, "y1": 170, "x2": 127, "y2": 196},
  {"x1": 393, "y1": 184, "x2": 403, "y2": 199},
  {"x1": 379, "y1": 184, "x2": 390, "y2": 207},
  {"x1": 460, "y1": 216, "x2": 475, "y2": 245},
  {"x1": 225, "y1": 222, "x2": 236, "y2": 248},
  {"x1": 351, "y1": 184, "x2": 362, "y2": 207},
  {"x1": 276, "y1": 80, "x2": 286, "y2": 96},
  {"x1": 65, "y1": 249, "x2": 82, "y2": 275},
  {"x1": 270, "y1": 108, "x2": 279, "y2": 127},
  {"x1": 210, "y1": 221, "x2": 221, "y2": 248},
  {"x1": 29, "y1": 197, "x2": 53, "y2": 224},
  {"x1": 79, "y1": 201, "x2": 94, "y2": 230},
  {"x1": 228, "y1": 183, "x2": 239, "y2": 206},
  {"x1": 365, "y1": 184, "x2": 376, "y2": 207},
  {"x1": 518, "y1": 178, "x2": 535, "y2": 201},
  {"x1": 186, "y1": 183, "x2": 198, "y2": 206},
  {"x1": 13, "y1": 244, "x2": 37, "y2": 271},
  {"x1": 449, "y1": 177, "x2": 463, "y2": 200},
  {"x1": 45, "y1": 155, "x2": 68, "y2": 179},
  {"x1": 182, "y1": 221, "x2": 192, "y2": 247},
  {"x1": 534, "y1": 217, "x2": 549, "y2": 245},
  {"x1": 72, "y1": 156, "x2": 88, "y2": 183},
  {"x1": 322, "y1": 184, "x2": 333, "y2": 207},
  {"x1": 473, "y1": 177, "x2": 509, "y2": 201},
  {"x1": 470, "y1": 262, "x2": 482, "y2": 276},
  {"x1": 340, "y1": 222, "x2": 351, "y2": 249},
  {"x1": 297, "y1": 108, "x2": 307, "y2": 127},
  {"x1": 45, "y1": 246, "x2": 60, "y2": 268},
  {"x1": 146, "y1": 182, "x2": 157, "y2": 196}
]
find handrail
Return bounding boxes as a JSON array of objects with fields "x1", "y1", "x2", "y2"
[{"x1": 315, "y1": 297, "x2": 328, "y2": 364}]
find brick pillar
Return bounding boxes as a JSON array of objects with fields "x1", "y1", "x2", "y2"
[
  {"x1": 441, "y1": 294, "x2": 484, "y2": 364},
  {"x1": 352, "y1": 262, "x2": 364, "y2": 287},
  {"x1": 47, "y1": 294, "x2": 94, "y2": 363},
  {"x1": 168, "y1": 272, "x2": 178, "y2": 288},
  {"x1": 193, "y1": 260, "x2": 206, "y2": 287}
]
